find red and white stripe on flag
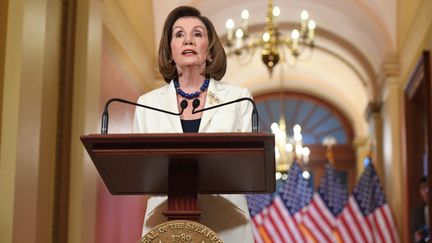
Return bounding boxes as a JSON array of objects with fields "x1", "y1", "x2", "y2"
[
  {"x1": 250, "y1": 195, "x2": 310, "y2": 243},
  {"x1": 302, "y1": 193, "x2": 338, "y2": 243},
  {"x1": 336, "y1": 197, "x2": 399, "y2": 243}
]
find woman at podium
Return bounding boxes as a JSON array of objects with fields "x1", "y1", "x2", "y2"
[{"x1": 133, "y1": 5, "x2": 254, "y2": 243}]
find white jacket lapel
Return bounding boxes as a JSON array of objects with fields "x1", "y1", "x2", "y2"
[
  {"x1": 199, "y1": 80, "x2": 227, "y2": 132},
  {"x1": 157, "y1": 81, "x2": 183, "y2": 132}
]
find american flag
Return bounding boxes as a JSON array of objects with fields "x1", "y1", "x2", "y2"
[
  {"x1": 302, "y1": 163, "x2": 348, "y2": 242},
  {"x1": 247, "y1": 162, "x2": 313, "y2": 243},
  {"x1": 247, "y1": 193, "x2": 274, "y2": 243},
  {"x1": 336, "y1": 162, "x2": 400, "y2": 243}
]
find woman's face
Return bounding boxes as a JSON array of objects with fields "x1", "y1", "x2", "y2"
[{"x1": 170, "y1": 17, "x2": 209, "y2": 71}]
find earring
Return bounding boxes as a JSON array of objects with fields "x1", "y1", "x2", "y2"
[
  {"x1": 168, "y1": 58, "x2": 174, "y2": 64},
  {"x1": 207, "y1": 57, "x2": 213, "y2": 63}
]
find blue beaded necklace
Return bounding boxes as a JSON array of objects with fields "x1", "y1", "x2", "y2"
[{"x1": 174, "y1": 79, "x2": 210, "y2": 100}]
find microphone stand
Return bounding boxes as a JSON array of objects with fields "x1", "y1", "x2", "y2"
[
  {"x1": 101, "y1": 98, "x2": 187, "y2": 134},
  {"x1": 192, "y1": 97, "x2": 259, "y2": 133}
]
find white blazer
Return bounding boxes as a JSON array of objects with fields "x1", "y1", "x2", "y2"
[
  {"x1": 133, "y1": 79, "x2": 253, "y2": 133},
  {"x1": 133, "y1": 79, "x2": 254, "y2": 243}
]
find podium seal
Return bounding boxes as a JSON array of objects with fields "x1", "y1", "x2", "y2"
[{"x1": 140, "y1": 220, "x2": 223, "y2": 243}]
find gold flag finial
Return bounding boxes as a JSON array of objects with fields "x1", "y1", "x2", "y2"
[{"x1": 322, "y1": 135, "x2": 337, "y2": 165}]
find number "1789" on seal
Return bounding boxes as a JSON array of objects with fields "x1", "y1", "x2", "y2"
[{"x1": 171, "y1": 233, "x2": 192, "y2": 242}]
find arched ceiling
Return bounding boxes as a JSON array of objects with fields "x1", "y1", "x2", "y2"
[{"x1": 150, "y1": 0, "x2": 401, "y2": 139}]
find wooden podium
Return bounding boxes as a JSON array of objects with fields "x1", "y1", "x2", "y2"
[{"x1": 81, "y1": 132, "x2": 275, "y2": 221}]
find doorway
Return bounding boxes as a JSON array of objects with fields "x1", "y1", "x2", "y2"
[{"x1": 404, "y1": 51, "x2": 431, "y2": 243}]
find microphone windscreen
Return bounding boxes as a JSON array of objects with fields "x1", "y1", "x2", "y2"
[
  {"x1": 192, "y1": 99, "x2": 200, "y2": 109},
  {"x1": 180, "y1": 99, "x2": 188, "y2": 109}
]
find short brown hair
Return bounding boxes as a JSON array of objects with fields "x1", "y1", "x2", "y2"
[{"x1": 158, "y1": 6, "x2": 227, "y2": 83}]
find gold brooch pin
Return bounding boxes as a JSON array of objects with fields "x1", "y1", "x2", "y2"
[{"x1": 208, "y1": 92, "x2": 220, "y2": 105}]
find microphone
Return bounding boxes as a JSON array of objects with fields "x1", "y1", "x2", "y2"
[
  {"x1": 101, "y1": 98, "x2": 188, "y2": 134},
  {"x1": 191, "y1": 97, "x2": 259, "y2": 133},
  {"x1": 192, "y1": 99, "x2": 200, "y2": 110}
]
